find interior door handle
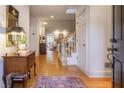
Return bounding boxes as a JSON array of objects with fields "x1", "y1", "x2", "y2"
[{"x1": 83, "y1": 44, "x2": 85, "y2": 46}]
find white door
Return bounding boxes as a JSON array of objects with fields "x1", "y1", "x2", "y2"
[{"x1": 77, "y1": 13, "x2": 86, "y2": 73}]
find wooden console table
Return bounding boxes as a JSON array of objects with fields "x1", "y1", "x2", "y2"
[
  {"x1": 2, "y1": 51, "x2": 36, "y2": 88},
  {"x1": 40, "y1": 43, "x2": 46, "y2": 54}
]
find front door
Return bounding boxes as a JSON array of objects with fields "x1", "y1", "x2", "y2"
[{"x1": 112, "y1": 5, "x2": 124, "y2": 88}]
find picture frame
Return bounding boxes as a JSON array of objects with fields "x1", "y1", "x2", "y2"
[{"x1": 6, "y1": 5, "x2": 19, "y2": 46}]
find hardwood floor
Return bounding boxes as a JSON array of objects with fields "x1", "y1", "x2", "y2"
[{"x1": 27, "y1": 50, "x2": 112, "y2": 88}]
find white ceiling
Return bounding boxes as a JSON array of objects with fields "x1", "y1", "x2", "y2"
[{"x1": 30, "y1": 5, "x2": 75, "y2": 20}]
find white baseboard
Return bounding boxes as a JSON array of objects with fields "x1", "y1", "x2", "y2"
[
  {"x1": 104, "y1": 68, "x2": 112, "y2": 78},
  {"x1": 87, "y1": 70, "x2": 112, "y2": 78}
]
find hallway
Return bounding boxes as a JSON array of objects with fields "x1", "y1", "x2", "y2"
[
  {"x1": 36, "y1": 50, "x2": 80, "y2": 76},
  {"x1": 27, "y1": 50, "x2": 112, "y2": 88}
]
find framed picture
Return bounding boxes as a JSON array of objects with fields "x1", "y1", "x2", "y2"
[{"x1": 6, "y1": 5, "x2": 19, "y2": 46}]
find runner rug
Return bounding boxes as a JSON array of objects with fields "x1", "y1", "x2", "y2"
[{"x1": 35, "y1": 75, "x2": 86, "y2": 88}]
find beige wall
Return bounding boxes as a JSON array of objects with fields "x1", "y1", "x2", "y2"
[
  {"x1": 0, "y1": 5, "x2": 30, "y2": 87},
  {"x1": 29, "y1": 17, "x2": 40, "y2": 55}
]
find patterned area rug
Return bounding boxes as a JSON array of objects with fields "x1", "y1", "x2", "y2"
[{"x1": 35, "y1": 75, "x2": 86, "y2": 88}]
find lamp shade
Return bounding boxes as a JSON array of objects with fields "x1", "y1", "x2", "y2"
[{"x1": 8, "y1": 27, "x2": 25, "y2": 33}]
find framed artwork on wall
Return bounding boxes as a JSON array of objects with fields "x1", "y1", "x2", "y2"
[{"x1": 6, "y1": 5, "x2": 19, "y2": 46}]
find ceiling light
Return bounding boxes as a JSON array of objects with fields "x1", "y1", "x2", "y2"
[
  {"x1": 66, "y1": 9, "x2": 76, "y2": 14},
  {"x1": 62, "y1": 30, "x2": 68, "y2": 37},
  {"x1": 51, "y1": 16, "x2": 54, "y2": 18},
  {"x1": 65, "y1": 5, "x2": 76, "y2": 14},
  {"x1": 53, "y1": 30, "x2": 60, "y2": 39},
  {"x1": 53, "y1": 30, "x2": 60, "y2": 35},
  {"x1": 43, "y1": 22, "x2": 47, "y2": 25}
]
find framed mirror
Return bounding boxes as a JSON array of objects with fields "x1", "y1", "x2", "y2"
[{"x1": 6, "y1": 5, "x2": 19, "y2": 46}]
